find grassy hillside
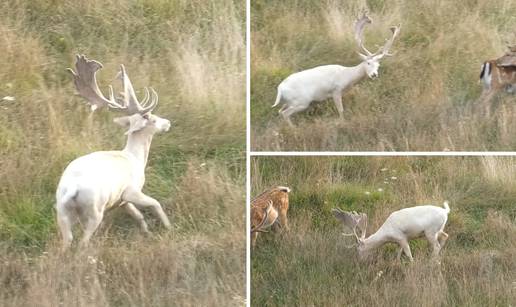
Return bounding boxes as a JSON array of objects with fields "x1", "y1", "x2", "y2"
[
  {"x1": 251, "y1": 0, "x2": 516, "y2": 151},
  {"x1": 0, "y1": 1, "x2": 245, "y2": 306},
  {"x1": 251, "y1": 156, "x2": 516, "y2": 306}
]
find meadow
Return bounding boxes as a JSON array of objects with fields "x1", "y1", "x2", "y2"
[
  {"x1": 251, "y1": 0, "x2": 516, "y2": 151},
  {"x1": 0, "y1": 1, "x2": 245, "y2": 306},
  {"x1": 251, "y1": 156, "x2": 516, "y2": 306}
]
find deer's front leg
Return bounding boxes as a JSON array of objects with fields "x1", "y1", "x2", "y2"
[
  {"x1": 123, "y1": 190, "x2": 171, "y2": 229},
  {"x1": 478, "y1": 89, "x2": 496, "y2": 116},
  {"x1": 398, "y1": 239, "x2": 414, "y2": 262},
  {"x1": 396, "y1": 246, "x2": 403, "y2": 261},
  {"x1": 123, "y1": 202, "x2": 150, "y2": 234},
  {"x1": 251, "y1": 232, "x2": 258, "y2": 249},
  {"x1": 332, "y1": 92, "x2": 344, "y2": 119},
  {"x1": 278, "y1": 208, "x2": 290, "y2": 232}
]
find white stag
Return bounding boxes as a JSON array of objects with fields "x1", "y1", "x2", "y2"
[
  {"x1": 272, "y1": 13, "x2": 401, "y2": 126},
  {"x1": 333, "y1": 202, "x2": 450, "y2": 262},
  {"x1": 55, "y1": 55, "x2": 172, "y2": 249}
]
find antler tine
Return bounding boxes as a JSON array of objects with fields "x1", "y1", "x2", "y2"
[
  {"x1": 145, "y1": 87, "x2": 159, "y2": 112},
  {"x1": 140, "y1": 87, "x2": 151, "y2": 108},
  {"x1": 67, "y1": 54, "x2": 126, "y2": 112},
  {"x1": 354, "y1": 12, "x2": 373, "y2": 56},
  {"x1": 118, "y1": 65, "x2": 159, "y2": 115},
  {"x1": 118, "y1": 64, "x2": 141, "y2": 114},
  {"x1": 332, "y1": 208, "x2": 364, "y2": 242},
  {"x1": 379, "y1": 24, "x2": 401, "y2": 57}
]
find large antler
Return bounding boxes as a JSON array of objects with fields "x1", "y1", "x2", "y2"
[
  {"x1": 377, "y1": 25, "x2": 401, "y2": 58},
  {"x1": 67, "y1": 54, "x2": 158, "y2": 114},
  {"x1": 115, "y1": 64, "x2": 158, "y2": 114},
  {"x1": 332, "y1": 208, "x2": 367, "y2": 242},
  {"x1": 354, "y1": 12, "x2": 401, "y2": 59},
  {"x1": 354, "y1": 12, "x2": 373, "y2": 56},
  {"x1": 67, "y1": 54, "x2": 122, "y2": 112}
]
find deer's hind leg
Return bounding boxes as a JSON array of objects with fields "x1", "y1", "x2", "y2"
[
  {"x1": 280, "y1": 102, "x2": 309, "y2": 127},
  {"x1": 57, "y1": 208, "x2": 75, "y2": 251},
  {"x1": 437, "y1": 231, "x2": 448, "y2": 249},
  {"x1": 79, "y1": 207, "x2": 104, "y2": 247}
]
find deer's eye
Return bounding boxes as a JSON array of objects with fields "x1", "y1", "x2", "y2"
[{"x1": 142, "y1": 114, "x2": 150, "y2": 120}]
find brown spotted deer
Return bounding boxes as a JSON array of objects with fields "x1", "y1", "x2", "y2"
[
  {"x1": 479, "y1": 46, "x2": 516, "y2": 114},
  {"x1": 272, "y1": 12, "x2": 401, "y2": 126},
  {"x1": 55, "y1": 55, "x2": 172, "y2": 250},
  {"x1": 333, "y1": 202, "x2": 450, "y2": 262},
  {"x1": 250, "y1": 186, "x2": 291, "y2": 248},
  {"x1": 251, "y1": 200, "x2": 273, "y2": 234}
]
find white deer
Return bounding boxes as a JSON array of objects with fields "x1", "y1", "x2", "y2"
[
  {"x1": 55, "y1": 55, "x2": 172, "y2": 250},
  {"x1": 272, "y1": 13, "x2": 401, "y2": 126},
  {"x1": 333, "y1": 202, "x2": 450, "y2": 262}
]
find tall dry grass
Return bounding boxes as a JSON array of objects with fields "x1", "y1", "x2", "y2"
[
  {"x1": 0, "y1": 0, "x2": 245, "y2": 305},
  {"x1": 251, "y1": 0, "x2": 516, "y2": 151},
  {"x1": 251, "y1": 156, "x2": 516, "y2": 306}
]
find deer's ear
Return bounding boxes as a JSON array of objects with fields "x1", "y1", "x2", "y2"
[{"x1": 114, "y1": 115, "x2": 148, "y2": 135}]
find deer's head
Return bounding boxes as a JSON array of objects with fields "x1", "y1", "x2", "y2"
[
  {"x1": 333, "y1": 208, "x2": 371, "y2": 260},
  {"x1": 354, "y1": 12, "x2": 401, "y2": 79},
  {"x1": 67, "y1": 54, "x2": 171, "y2": 136}
]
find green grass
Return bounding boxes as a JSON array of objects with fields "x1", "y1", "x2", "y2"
[{"x1": 251, "y1": 156, "x2": 516, "y2": 306}]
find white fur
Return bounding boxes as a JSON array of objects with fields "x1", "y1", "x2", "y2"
[
  {"x1": 272, "y1": 56, "x2": 382, "y2": 126},
  {"x1": 55, "y1": 113, "x2": 171, "y2": 250},
  {"x1": 481, "y1": 62, "x2": 492, "y2": 90},
  {"x1": 342, "y1": 202, "x2": 450, "y2": 262}
]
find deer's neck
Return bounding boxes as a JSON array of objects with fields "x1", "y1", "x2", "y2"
[
  {"x1": 123, "y1": 131, "x2": 154, "y2": 170},
  {"x1": 342, "y1": 63, "x2": 368, "y2": 87},
  {"x1": 363, "y1": 229, "x2": 389, "y2": 252}
]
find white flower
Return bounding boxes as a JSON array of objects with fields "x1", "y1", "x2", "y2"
[
  {"x1": 380, "y1": 168, "x2": 388, "y2": 172},
  {"x1": 391, "y1": 176, "x2": 397, "y2": 180},
  {"x1": 364, "y1": 191, "x2": 371, "y2": 195},
  {"x1": 377, "y1": 188, "x2": 383, "y2": 192},
  {"x1": 2, "y1": 96, "x2": 15, "y2": 101},
  {"x1": 87, "y1": 256, "x2": 97, "y2": 264}
]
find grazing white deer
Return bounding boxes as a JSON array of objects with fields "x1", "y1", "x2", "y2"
[
  {"x1": 55, "y1": 55, "x2": 172, "y2": 250},
  {"x1": 272, "y1": 13, "x2": 401, "y2": 126},
  {"x1": 333, "y1": 202, "x2": 450, "y2": 262},
  {"x1": 479, "y1": 46, "x2": 516, "y2": 115}
]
